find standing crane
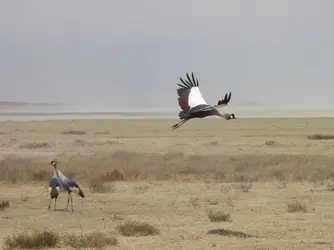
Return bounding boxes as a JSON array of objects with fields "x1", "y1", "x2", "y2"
[
  {"x1": 50, "y1": 160, "x2": 84, "y2": 211},
  {"x1": 172, "y1": 72, "x2": 233, "y2": 130},
  {"x1": 48, "y1": 169, "x2": 61, "y2": 211}
]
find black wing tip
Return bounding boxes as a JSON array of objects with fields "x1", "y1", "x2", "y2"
[
  {"x1": 177, "y1": 72, "x2": 199, "y2": 89},
  {"x1": 217, "y1": 92, "x2": 232, "y2": 105}
]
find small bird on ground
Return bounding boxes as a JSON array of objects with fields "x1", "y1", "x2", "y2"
[
  {"x1": 172, "y1": 72, "x2": 233, "y2": 130},
  {"x1": 48, "y1": 169, "x2": 61, "y2": 211},
  {"x1": 50, "y1": 160, "x2": 84, "y2": 211}
]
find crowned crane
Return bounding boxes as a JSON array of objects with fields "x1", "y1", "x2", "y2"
[
  {"x1": 172, "y1": 72, "x2": 232, "y2": 129},
  {"x1": 50, "y1": 160, "x2": 84, "y2": 211},
  {"x1": 48, "y1": 169, "x2": 61, "y2": 211}
]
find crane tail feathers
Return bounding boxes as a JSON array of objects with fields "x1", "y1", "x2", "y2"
[{"x1": 78, "y1": 188, "x2": 85, "y2": 198}]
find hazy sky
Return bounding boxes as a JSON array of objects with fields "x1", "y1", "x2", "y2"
[{"x1": 1, "y1": 0, "x2": 333, "y2": 110}]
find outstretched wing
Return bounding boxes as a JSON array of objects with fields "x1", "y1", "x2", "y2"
[
  {"x1": 177, "y1": 72, "x2": 208, "y2": 112},
  {"x1": 213, "y1": 92, "x2": 232, "y2": 109}
]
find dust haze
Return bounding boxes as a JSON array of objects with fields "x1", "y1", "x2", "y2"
[{"x1": 1, "y1": 0, "x2": 334, "y2": 114}]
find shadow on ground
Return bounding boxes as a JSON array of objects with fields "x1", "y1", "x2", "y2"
[{"x1": 207, "y1": 229, "x2": 257, "y2": 238}]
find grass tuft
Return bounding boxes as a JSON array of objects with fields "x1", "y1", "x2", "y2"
[
  {"x1": 264, "y1": 140, "x2": 279, "y2": 146},
  {"x1": 208, "y1": 210, "x2": 232, "y2": 222},
  {"x1": 89, "y1": 178, "x2": 111, "y2": 193},
  {"x1": 61, "y1": 130, "x2": 86, "y2": 135},
  {"x1": 307, "y1": 134, "x2": 334, "y2": 140},
  {"x1": 287, "y1": 201, "x2": 307, "y2": 213},
  {"x1": 0, "y1": 200, "x2": 10, "y2": 210},
  {"x1": 3, "y1": 230, "x2": 59, "y2": 249},
  {"x1": 19, "y1": 142, "x2": 51, "y2": 149},
  {"x1": 63, "y1": 231, "x2": 118, "y2": 249},
  {"x1": 117, "y1": 221, "x2": 160, "y2": 237}
]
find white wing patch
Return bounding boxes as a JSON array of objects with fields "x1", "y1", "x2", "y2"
[
  {"x1": 188, "y1": 87, "x2": 207, "y2": 108},
  {"x1": 69, "y1": 186, "x2": 80, "y2": 194}
]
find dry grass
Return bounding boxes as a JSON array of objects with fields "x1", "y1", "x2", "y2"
[
  {"x1": 208, "y1": 210, "x2": 232, "y2": 222},
  {"x1": 2, "y1": 230, "x2": 118, "y2": 249},
  {"x1": 61, "y1": 130, "x2": 86, "y2": 135},
  {"x1": 307, "y1": 134, "x2": 334, "y2": 140},
  {"x1": 287, "y1": 201, "x2": 307, "y2": 213},
  {"x1": 264, "y1": 140, "x2": 279, "y2": 146},
  {"x1": 117, "y1": 221, "x2": 160, "y2": 237},
  {"x1": 18, "y1": 142, "x2": 51, "y2": 149},
  {"x1": 233, "y1": 181, "x2": 253, "y2": 192},
  {"x1": 63, "y1": 231, "x2": 118, "y2": 249},
  {"x1": 1, "y1": 118, "x2": 334, "y2": 249},
  {"x1": 88, "y1": 169, "x2": 126, "y2": 193},
  {"x1": 3, "y1": 230, "x2": 59, "y2": 249},
  {"x1": 2, "y1": 152, "x2": 334, "y2": 184},
  {"x1": 88, "y1": 177, "x2": 111, "y2": 193},
  {"x1": 0, "y1": 200, "x2": 10, "y2": 210}
]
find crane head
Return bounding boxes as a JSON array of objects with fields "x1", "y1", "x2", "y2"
[{"x1": 50, "y1": 159, "x2": 58, "y2": 166}]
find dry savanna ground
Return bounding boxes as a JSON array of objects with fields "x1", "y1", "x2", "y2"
[{"x1": 1, "y1": 118, "x2": 334, "y2": 249}]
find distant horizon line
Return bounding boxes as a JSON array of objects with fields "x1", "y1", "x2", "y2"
[{"x1": 1, "y1": 100, "x2": 334, "y2": 111}]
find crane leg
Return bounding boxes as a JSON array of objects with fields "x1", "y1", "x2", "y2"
[
  {"x1": 48, "y1": 198, "x2": 52, "y2": 210},
  {"x1": 54, "y1": 198, "x2": 57, "y2": 211},
  {"x1": 66, "y1": 192, "x2": 70, "y2": 210},
  {"x1": 70, "y1": 193, "x2": 74, "y2": 212},
  {"x1": 172, "y1": 118, "x2": 189, "y2": 130}
]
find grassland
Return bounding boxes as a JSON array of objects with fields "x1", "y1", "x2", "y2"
[{"x1": 1, "y1": 117, "x2": 334, "y2": 249}]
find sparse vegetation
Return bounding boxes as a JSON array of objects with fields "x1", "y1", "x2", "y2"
[
  {"x1": 89, "y1": 178, "x2": 111, "y2": 193},
  {"x1": 234, "y1": 182, "x2": 253, "y2": 192},
  {"x1": 89, "y1": 169, "x2": 127, "y2": 192},
  {"x1": 207, "y1": 141, "x2": 220, "y2": 146},
  {"x1": 326, "y1": 181, "x2": 334, "y2": 191},
  {"x1": 3, "y1": 230, "x2": 59, "y2": 249},
  {"x1": 61, "y1": 130, "x2": 86, "y2": 135},
  {"x1": 1, "y1": 118, "x2": 334, "y2": 249},
  {"x1": 20, "y1": 193, "x2": 30, "y2": 202},
  {"x1": 1, "y1": 152, "x2": 334, "y2": 184},
  {"x1": 287, "y1": 201, "x2": 307, "y2": 213},
  {"x1": 100, "y1": 169, "x2": 127, "y2": 182},
  {"x1": 32, "y1": 169, "x2": 50, "y2": 182},
  {"x1": 95, "y1": 131, "x2": 110, "y2": 135},
  {"x1": 18, "y1": 142, "x2": 51, "y2": 149},
  {"x1": 208, "y1": 210, "x2": 232, "y2": 222},
  {"x1": 224, "y1": 196, "x2": 236, "y2": 207},
  {"x1": 189, "y1": 197, "x2": 200, "y2": 207},
  {"x1": 63, "y1": 231, "x2": 118, "y2": 249},
  {"x1": 74, "y1": 139, "x2": 85, "y2": 145},
  {"x1": 103, "y1": 140, "x2": 123, "y2": 145},
  {"x1": 0, "y1": 200, "x2": 10, "y2": 210},
  {"x1": 307, "y1": 134, "x2": 334, "y2": 140},
  {"x1": 265, "y1": 140, "x2": 279, "y2": 146},
  {"x1": 117, "y1": 221, "x2": 160, "y2": 236},
  {"x1": 3, "y1": 230, "x2": 118, "y2": 249},
  {"x1": 208, "y1": 199, "x2": 219, "y2": 205}
]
